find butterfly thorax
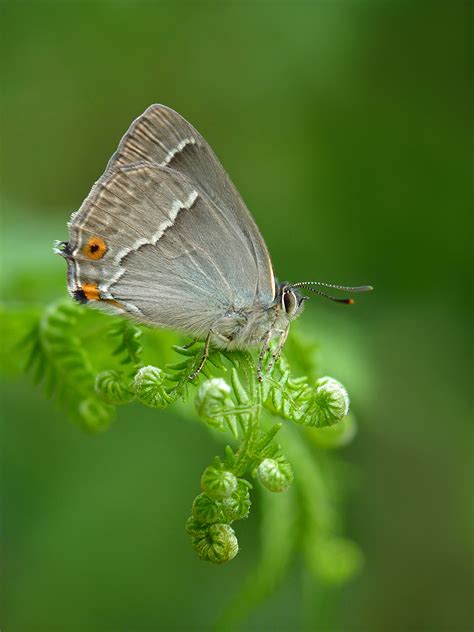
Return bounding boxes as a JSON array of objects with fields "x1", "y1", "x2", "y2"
[{"x1": 212, "y1": 285, "x2": 305, "y2": 351}]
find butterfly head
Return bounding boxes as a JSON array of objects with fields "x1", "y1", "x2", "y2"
[
  {"x1": 277, "y1": 284, "x2": 308, "y2": 321},
  {"x1": 275, "y1": 279, "x2": 373, "y2": 324}
]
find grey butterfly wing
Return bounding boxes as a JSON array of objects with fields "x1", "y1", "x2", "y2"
[
  {"x1": 65, "y1": 162, "x2": 264, "y2": 338},
  {"x1": 105, "y1": 104, "x2": 275, "y2": 302}
]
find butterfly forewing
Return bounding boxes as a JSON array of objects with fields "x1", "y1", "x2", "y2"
[{"x1": 105, "y1": 104, "x2": 275, "y2": 301}]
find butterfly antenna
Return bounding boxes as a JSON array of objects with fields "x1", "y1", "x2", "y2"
[{"x1": 292, "y1": 281, "x2": 373, "y2": 305}]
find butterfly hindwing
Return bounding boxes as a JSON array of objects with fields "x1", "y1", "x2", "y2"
[{"x1": 65, "y1": 163, "x2": 262, "y2": 334}]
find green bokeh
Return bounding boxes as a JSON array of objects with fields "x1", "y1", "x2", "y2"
[{"x1": 1, "y1": 1, "x2": 471, "y2": 630}]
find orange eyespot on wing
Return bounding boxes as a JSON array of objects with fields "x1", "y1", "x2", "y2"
[
  {"x1": 73, "y1": 281, "x2": 123, "y2": 309},
  {"x1": 82, "y1": 236, "x2": 107, "y2": 260},
  {"x1": 82, "y1": 282, "x2": 101, "y2": 300}
]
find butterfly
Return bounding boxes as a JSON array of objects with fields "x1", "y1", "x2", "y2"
[{"x1": 55, "y1": 105, "x2": 372, "y2": 379}]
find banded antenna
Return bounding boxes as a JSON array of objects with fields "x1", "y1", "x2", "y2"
[{"x1": 292, "y1": 281, "x2": 373, "y2": 305}]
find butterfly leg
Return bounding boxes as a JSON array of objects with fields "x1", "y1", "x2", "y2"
[
  {"x1": 188, "y1": 329, "x2": 231, "y2": 380},
  {"x1": 257, "y1": 330, "x2": 274, "y2": 382},
  {"x1": 266, "y1": 326, "x2": 290, "y2": 373}
]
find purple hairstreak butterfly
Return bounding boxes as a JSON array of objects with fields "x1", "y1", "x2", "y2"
[{"x1": 55, "y1": 105, "x2": 372, "y2": 379}]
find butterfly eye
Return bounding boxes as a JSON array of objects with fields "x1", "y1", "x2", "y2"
[{"x1": 283, "y1": 289, "x2": 298, "y2": 315}]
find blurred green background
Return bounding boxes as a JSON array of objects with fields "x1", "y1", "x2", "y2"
[{"x1": 1, "y1": 1, "x2": 471, "y2": 630}]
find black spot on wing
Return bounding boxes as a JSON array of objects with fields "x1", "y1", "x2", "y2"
[{"x1": 73, "y1": 289, "x2": 88, "y2": 303}]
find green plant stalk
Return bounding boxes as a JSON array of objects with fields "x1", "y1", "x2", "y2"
[{"x1": 229, "y1": 352, "x2": 261, "y2": 477}]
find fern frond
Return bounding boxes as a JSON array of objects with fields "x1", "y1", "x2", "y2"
[
  {"x1": 109, "y1": 320, "x2": 143, "y2": 370},
  {"x1": 22, "y1": 301, "x2": 114, "y2": 431},
  {"x1": 7, "y1": 298, "x2": 359, "y2": 576},
  {"x1": 264, "y1": 360, "x2": 350, "y2": 428}
]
